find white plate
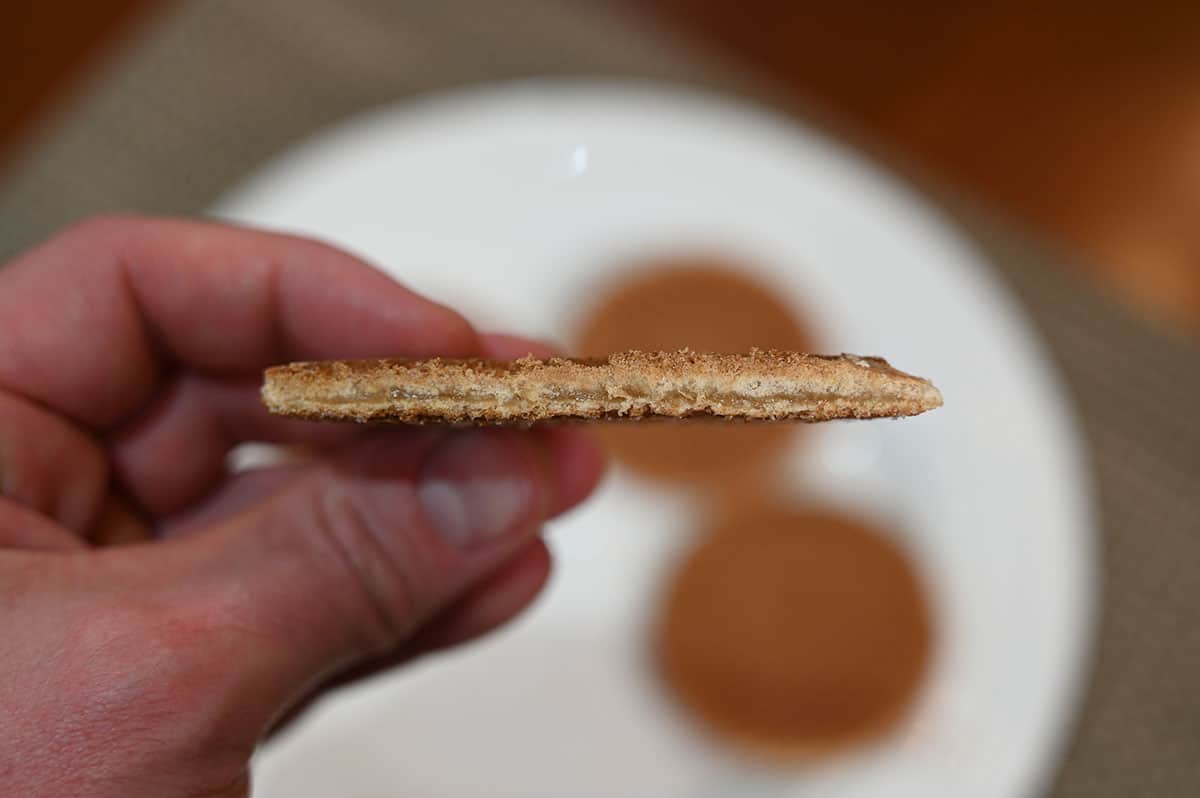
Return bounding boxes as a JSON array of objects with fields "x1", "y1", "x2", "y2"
[{"x1": 215, "y1": 82, "x2": 1096, "y2": 798}]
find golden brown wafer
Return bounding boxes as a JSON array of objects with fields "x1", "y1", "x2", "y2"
[{"x1": 261, "y1": 349, "x2": 942, "y2": 425}]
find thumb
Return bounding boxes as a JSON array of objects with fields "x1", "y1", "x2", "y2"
[{"x1": 171, "y1": 427, "x2": 556, "y2": 726}]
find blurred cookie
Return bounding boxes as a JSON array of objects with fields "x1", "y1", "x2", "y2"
[
  {"x1": 262, "y1": 349, "x2": 941, "y2": 424},
  {"x1": 577, "y1": 260, "x2": 813, "y2": 482},
  {"x1": 577, "y1": 261, "x2": 811, "y2": 357},
  {"x1": 656, "y1": 509, "x2": 934, "y2": 759}
]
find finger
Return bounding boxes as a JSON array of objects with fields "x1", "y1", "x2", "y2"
[
  {"x1": 0, "y1": 389, "x2": 154, "y2": 548},
  {"x1": 91, "y1": 493, "x2": 155, "y2": 546},
  {"x1": 534, "y1": 425, "x2": 608, "y2": 517},
  {"x1": 268, "y1": 539, "x2": 552, "y2": 738},
  {"x1": 478, "y1": 332, "x2": 562, "y2": 359},
  {"x1": 0, "y1": 497, "x2": 85, "y2": 550},
  {"x1": 108, "y1": 374, "x2": 359, "y2": 518},
  {"x1": 410, "y1": 537, "x2": 552, "y2": 650},
  {"x1": 156, "y1": 427, "x2": 557, "y2": 725},
  {"x1": 160, "y1": 465, "x2": 305, "y2": 537},
  {"x1": 0, "y1": 215, "x2": 479, "y2": 431},
  {"x1": 0, "y1": 389, "x2": 109, "y2": 539}
]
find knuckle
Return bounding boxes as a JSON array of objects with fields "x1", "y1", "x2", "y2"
[{"x1": 303, "y1": 478, "x2": 425, "y2": 651}]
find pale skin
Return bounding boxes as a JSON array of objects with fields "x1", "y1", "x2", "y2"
[{"x1": 0, "y1": 216, "x2": 606, "y2": 797}]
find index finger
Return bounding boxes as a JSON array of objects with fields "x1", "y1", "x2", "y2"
[{"x1": 0, "y1": 215, "x2": 479, "y2": 430}]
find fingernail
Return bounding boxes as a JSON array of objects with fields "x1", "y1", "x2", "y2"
[{"x1": 417, "y1": 432, "x2": 547, "y2": 549}]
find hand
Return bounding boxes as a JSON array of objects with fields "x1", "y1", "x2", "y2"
[{"x1": 0, "y1": 216, "x2": 605, "y2": 797}]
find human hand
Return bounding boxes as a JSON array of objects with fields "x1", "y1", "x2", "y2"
[{"x1": 0, "y1": 216, "x2": 605, "y2": 797}]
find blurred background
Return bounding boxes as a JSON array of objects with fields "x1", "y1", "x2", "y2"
[
  {"x1": 5, "y1": 1, "x2": 1200, "y2": 337},
  {"x1": 3, "y1": 2, "x2": 1198, "y2": 796}
]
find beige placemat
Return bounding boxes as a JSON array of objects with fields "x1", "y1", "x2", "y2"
[{"x1": 1, "y1": 1, "x2": 1197, "y2": 795}]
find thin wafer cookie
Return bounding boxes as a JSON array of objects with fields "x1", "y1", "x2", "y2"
[{"x1": 262, "y1": 349, "x2": 942, "y2": 425}]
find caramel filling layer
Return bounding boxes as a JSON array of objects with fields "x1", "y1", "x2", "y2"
[{"x1": 315, "y1": 385, "x2": 863, "y2": 409}]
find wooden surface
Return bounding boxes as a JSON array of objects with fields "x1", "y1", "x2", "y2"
[
  {"x1": 632, "y1": 2, "x2": 1200, "y2": 336},
  {"x1": 2, "y1": 0, "x2": 154, "y2": 163},
  {"x1": 4, "y1": 0, "x2": 1200, "y2": 336}
]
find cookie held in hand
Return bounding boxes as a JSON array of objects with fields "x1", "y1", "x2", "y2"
[{"x1": 261, "y1": 349, "x2": 942, "y2": 425}]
